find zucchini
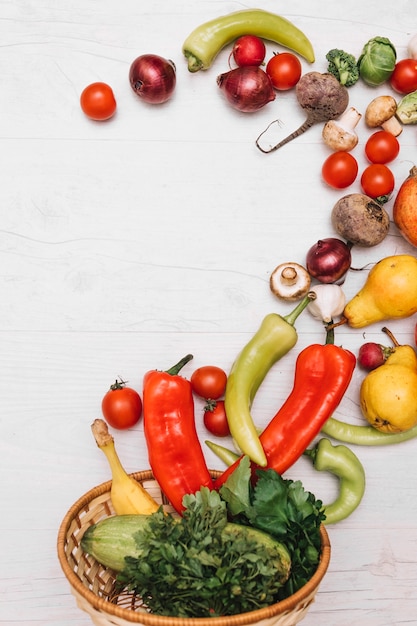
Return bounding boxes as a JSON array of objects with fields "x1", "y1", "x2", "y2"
[
  {"x1": 81, "y1": 514, "x2": 150, "y2": 571},
  {"x1": 81, "y1": 514, "x2": 291, "y2": 582}
]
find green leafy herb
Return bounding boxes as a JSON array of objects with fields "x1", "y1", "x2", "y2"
[
  {"x1": 117, "y1": 486, "x2": 290, "y2": 617},
  {"x1": 220, "y1": 457, "x2": 326, "y2": 598}
]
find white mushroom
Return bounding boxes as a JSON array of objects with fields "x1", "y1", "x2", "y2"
[
  {"x1": 365, "y1": 95, "x2": 403, "y2": 136},
  {"x1": 270, "y1": 262, "x2": 311, "y2": 301},
  {"x1": 322, "y1": 107, "x2": 362, "y2": 151}
]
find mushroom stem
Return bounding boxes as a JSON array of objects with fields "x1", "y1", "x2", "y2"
[
  {"x1": 339, "y1": 106, "x2": 362, "y2": 129},
  {"x1": 280, "y1": 266, "x2": 298, "y2": 285},
  {"x1": 381, "y1": 116, "x2": 403, "y2": 136}
]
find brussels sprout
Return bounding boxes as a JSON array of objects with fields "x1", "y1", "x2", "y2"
[
  {"x1": 357, "y1": 36, "x2": 397, "y2": 86},
  {"x1": 396, "y1": 91, "x2": 417, "y2": 124}
]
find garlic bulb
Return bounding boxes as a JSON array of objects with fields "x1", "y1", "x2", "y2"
[{"x1": 308, "y1": 284, "x2": 346, "y2": 323}]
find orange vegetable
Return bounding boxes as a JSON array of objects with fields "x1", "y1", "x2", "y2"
[{"x1": 393, "y1": 165, "x2": 417, "y2": 247}]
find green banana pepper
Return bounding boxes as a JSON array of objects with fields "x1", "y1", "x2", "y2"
[
  {"x1": 322, "y1": 416, "x2": 417, "y2": 445},
  {"x1": 182, "y1": 9, "x2": 315, "y2": 72},
  {"x1": 225, "y1": 294, "x2": 314, "y2": 467},
  {"x1": 304, "y1": 438, "x2": 366, "y2": 525}
]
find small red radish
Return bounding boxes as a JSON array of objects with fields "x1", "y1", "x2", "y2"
[
  {"x1": 358, "y1": 342, "x2": 393, "y2": 371},
  {"x1": 230, "y1": 35, "x2": 266, "y2": 67}
]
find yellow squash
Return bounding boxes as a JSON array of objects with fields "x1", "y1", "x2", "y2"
[{"x1": 91, "y1": 419, "x2": 159, "y2": 515}]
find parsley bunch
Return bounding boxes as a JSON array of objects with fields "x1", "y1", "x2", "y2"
[
  {"x1": 220, "y1": 456, "x2": 326, "y2": 598},
  {"x1": 117, "y1": 487, "x2": 289, "y2": 617}
]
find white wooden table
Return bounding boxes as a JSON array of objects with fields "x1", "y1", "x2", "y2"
[{"x1": 1, "y1": 1, "x2": 417, "y2": 624}]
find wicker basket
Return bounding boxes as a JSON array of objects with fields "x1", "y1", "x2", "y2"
[{"x1": 57, "y1": 470, "x2": 331, "y2": 626}]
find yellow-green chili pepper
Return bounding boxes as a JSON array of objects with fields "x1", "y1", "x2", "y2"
[
  {"x1": 225, "y1": 294, "x2": 314, "y2": 468},
  {"x1": 304, "y1": 438, "x2": 366, "y2": 525},
  {"x1": 205, "y1": 440, "x2": 240, "y2": 467},
  {"x1": 322, "y1": 416, "x2": 417, "y2": 445},
  {"x1": 182, "y1": 9, "x2": 315, "y2": 73}
]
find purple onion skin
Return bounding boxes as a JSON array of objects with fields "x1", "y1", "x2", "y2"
[
  {"x1": 129, "y1": 54, "x2": 176, "y2": 104},
  {"x1": 306, "y1": 238, "x2": 352, "y2": 284},
  {"x1": 217, "y1": 66, "x2": 275, "y2": 113}
]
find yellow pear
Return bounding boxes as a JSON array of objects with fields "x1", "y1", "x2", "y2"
[
  {"x1": 344, "y1": 254, "x2": 417, "y2": 328},
  {"x1": 360, "y1": 339, "x2": 417, "y2": 433}
]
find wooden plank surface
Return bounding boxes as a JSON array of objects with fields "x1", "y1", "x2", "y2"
[{"x1": 1, "y1": 1, "x2": 416, "y2": 624}]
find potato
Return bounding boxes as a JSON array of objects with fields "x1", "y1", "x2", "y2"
[{"x1": 331, "y1": 193, "x2": 390, "y2": 247}]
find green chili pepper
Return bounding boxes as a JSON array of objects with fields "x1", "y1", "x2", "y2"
[
  {"x1": 304, "y1": 438, "x2": 366, "y2": 525},
  {"x1": 182, "y1": 9, "x2": 315, "y2": 72},
  {"x1": 322, "y1": 416, "x2": 417, "y2": 446},
  {"x1": 225, "y1": 294, "x2": 314, "y2": 468},
  {"x1": 205, "y1": 440, "x2": 240, "y2": 467}
]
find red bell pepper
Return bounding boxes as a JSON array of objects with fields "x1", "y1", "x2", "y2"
[
  {"x1": 215, "y1": 341, "x2": 356, "y2": 488},
  {"x1": 143, "y1": 354, "x2": 213, "y2": 513}
]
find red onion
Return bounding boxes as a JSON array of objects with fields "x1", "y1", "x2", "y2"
[
  {"x1": 231, "y1": 35, "x2": 266, "y2": 67},
  {"x1": 129, "y1": 54, "x2": 176, "y2": 104},
  {"x1": 217, "y1": 66, "x2": 275, "y2": 113},
  {"x1": 306, "y1": 237, "x2": 352, "y2": 284}
]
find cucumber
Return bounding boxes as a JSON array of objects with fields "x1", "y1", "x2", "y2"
[{"x1": 81, "y1": 514, "x2": 291, "y2": 582}]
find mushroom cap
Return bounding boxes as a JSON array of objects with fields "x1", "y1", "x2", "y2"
[
  {"x1": 270, "y1": 262, "x2": 311, "y2": 301},
  {"x1": 365, "y1": 95, "x2": 397, "y2": 126},
  {"x1": 322, "y1": 119, "x2": 359, "y2": 151}
]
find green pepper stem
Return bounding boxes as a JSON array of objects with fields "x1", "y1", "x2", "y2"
[
  {"x1": 166, "y1": 354, "x2": 194, "y2": 376},
  {"x1": 283, "y1": 292, "x2": 315, "y2": 326},
  {"x1": 325, "y1": 321, "x2": 335, "y2": 345},
  {"x1": 303, "y1": 446, "x2": 317, "y2": 462}
]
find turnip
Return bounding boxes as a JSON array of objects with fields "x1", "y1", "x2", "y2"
[{"x1": 256, "y1": 71, "x2": 349, "y2": 153}]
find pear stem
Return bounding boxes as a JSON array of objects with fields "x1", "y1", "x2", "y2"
[{"x1": 381, "y1": 326, "x2": 400, "y2": 347}]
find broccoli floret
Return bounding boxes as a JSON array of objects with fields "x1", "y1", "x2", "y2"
[{"x1": 326, "y1": 49, "x2": 360, "y2": 87}]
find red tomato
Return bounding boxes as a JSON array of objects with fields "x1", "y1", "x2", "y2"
[
  {"x1": 101, "y1": 381, "x2": 142, "y2": 429},
  {"x1": 365, "y1": 131, "x2": 400, "y2": 164},
  {"x1": 322, "y1": 152, "x2": 359, "y2": 189},
  {"x1": 390, "y1": 59, "x2": 417, "y2": 94},
  {"x1": 360, "y1": 164, "x2": 395, "y2": 199},
  {"x1": 203, "y1": 400, "x2": 230, "y2": 437},
  {"x1": 191, "y1": 366, "x2": 227, "y2": 400},
  {"x1": 80, "y1": 82, "x2": 117, "y2": 120},
  {"x1": 266, "y1": 52, "x2": 302, "y2": 90}
]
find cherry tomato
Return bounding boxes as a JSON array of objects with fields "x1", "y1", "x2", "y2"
[
  {"x1": 80, "y1": 82, "x2": 117, "y2": 121},
  {"x1": 360, "y1": 164, "x2": 395, "y2": 199},
  {"x1": 365, "y1": 131, "x2": 400, "y2": 164},
  {"x1": 101, "y1": 380, "x2": 142, "y2": 429},
  {"x1": 266, "y1": 52, "x2": 302, "y2": 90},
  {"x1": 322, "y1": 152, "x2": 359, "y2": 189},
  {"x1": 390, "y1": 58, "x2": 417, "y2": 94},
  {"x1": 203, "y1": 400, "x2": 230, "y2": 437},
  {"x1": 191, "y1": 366, "x2": 227, "y2": 400}
]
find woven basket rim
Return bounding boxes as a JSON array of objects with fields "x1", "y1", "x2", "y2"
[{"x1": 57, "y1": 469, "x2": 331, "y2": 626}]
